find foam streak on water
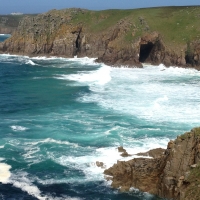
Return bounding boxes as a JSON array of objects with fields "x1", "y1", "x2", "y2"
[{"x1": 0, "y1": 50, "x2": 200, "y2": 199}]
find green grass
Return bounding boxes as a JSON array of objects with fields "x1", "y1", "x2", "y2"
[
  {"x1": 2, "y1": 6, "x2": 200, "y2": 52},
  {"x1": 185, "y1": 163, "x2": 200, "y2": 199},
  {"x1": 0, "y1": 14, "x2": 37, "y2": 28},
  {"x1": 70, "y1": 6, "x2": 200, "y2": 48}
]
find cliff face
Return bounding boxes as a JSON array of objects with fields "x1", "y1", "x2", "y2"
[
  {"x1": 0, "y1": 27, "x2": 15, "y2": 34},
  {"x1": 104, "y1": 128, "x2": 200, "y2": 200},
  {"x1": 0, "y1": 14, "x2": 36, "y2": 34},
  {"x1": 0, "y1": 7, "x2": 200, "y2": 68}
]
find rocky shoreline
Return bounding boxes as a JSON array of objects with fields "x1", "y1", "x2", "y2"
[
  {"x1": 0, "y1": 7, "x2": 200, "y2": 69},
  {"x1": 104, "y1": 128, "x2": 200, "y2": 200}
]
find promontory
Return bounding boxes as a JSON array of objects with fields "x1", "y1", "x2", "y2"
[{"x1": 0, "y1": 6, "x2": 200, "y2": 68}]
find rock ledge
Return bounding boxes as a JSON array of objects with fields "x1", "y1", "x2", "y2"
[{"x1": 104, "y1": 128, "x2": 200, "y2": 200}]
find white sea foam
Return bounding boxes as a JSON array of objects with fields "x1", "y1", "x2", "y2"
[
  {"x1": 0, "y1": 34, "x2": 11, "y2": 36},
  {"x1": 56, "y1": 64, "x2": 111, "y2": 85},
  {"x1": 0, "y1": 54, "x2": 97, "y2": 69},
  {"x1": 10, "y1": 125, "x2": 28, "y2": 131},
  {"x1": 16, "y1": 139, "x2": 77, "y2": 165},
  {"x1": 0, "y1": 145, "x2": 4, "y2": 149},
  {"x1": 0, "y1": 163, "x2": 11, "y2": 183},
  {"x1": 8, "y1": 171, "x2": 46, "y2": 200},
  {"x1": 66, "y1": 56, "x2": 98, "y2": 65},
  {"x1": 8, "y1": 171, "x2": 82, "y2": 200},
  {"x1": 50, "y1": 136, "x2": 169, "y2": 184},
  {"x1": 25, "y1": 59, "x2": 38, "y2": 66},
  {"x1": 78, "y1": 65, "x2": 200, "y2": 124},
  {"x1": 31, "y1": 56, "x2": 97, "y2": 65},
  {"x1": 25, "y1": 138, "x2": 77, "y2": 147}
]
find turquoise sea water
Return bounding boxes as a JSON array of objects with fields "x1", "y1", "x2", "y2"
[
  {"x1": 0, "y1": 34, "x2": 10, "y2": 42},
  {"x1": 0, "y1": 35, "x2": 200, "y2": 199}
]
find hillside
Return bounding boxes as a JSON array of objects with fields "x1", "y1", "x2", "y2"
[
  {"x1": 0, "y1": 6, "x2": 200, "y2": 67},
  {"x1": 0, "y1": 14, "x2": 37, "y2": 34}
]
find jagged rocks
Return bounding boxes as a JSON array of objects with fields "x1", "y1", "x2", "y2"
[
  {"x1": 104, "y1": 127, "x2": 200, "y2": 200},
  {"x1": 136, "y1": 148, "x2": 165, "y2": 158},
  {"x1": 117, "y1": 146, "x2": 131, "y2": 157}
]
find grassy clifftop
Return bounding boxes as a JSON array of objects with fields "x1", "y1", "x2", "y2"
[
  {"x1": 71, "y1": 6, "x2": 200, "y2": 48},
  {"x1": 0, "y1": 14, "x2": 37, "y2": 33},
  {"x1": 1, "y1": 6, "x2": 200, "y2": 68},
  {"x1": 1, "y1": 6, "x2": 200, "y2": 46}
]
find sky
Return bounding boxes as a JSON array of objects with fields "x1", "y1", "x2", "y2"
[{"x1": 0, "y1": 0, "x2": 199, "y2": 14}]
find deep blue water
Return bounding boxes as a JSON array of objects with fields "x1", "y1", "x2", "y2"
[
  {"x1": 0, "y1": 34, "x2": 10, "y2": 42},
  {"x1": 0, "y1": 35, "x2": 200, "y2": 200}
]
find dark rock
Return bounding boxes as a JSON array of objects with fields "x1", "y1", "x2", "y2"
[
  {"x1": 96, "y1": 161, "x2": 104, "y2": 168},
  {"x1": 136, "y1": 148, "x2": 165, "y2": 158},
  {"x1": 118, "y1": 146, "x2": 126, "y2": 153}
]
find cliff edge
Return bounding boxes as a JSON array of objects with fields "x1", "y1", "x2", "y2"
[
  {"x1": 0, "y1": 14, "x2": 36, "y2": 34},
  {"x1": 104, "y1": 127, "x2": 200, "y2": 200},
  {"x1": 0, "y1": 7, "x2": 200, "y2": 68}
]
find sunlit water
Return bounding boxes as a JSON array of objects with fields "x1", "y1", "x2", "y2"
[{"x1": 0, "y1": 35, "x2": 200, "y2": 200}]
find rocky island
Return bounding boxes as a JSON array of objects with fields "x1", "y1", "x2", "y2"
[{"x1": 0, "y1": 6, "x2": 200, "y2": 68}]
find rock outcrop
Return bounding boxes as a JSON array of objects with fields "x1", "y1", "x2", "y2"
[
  {"x1": 104, "y1": 127, "x2": 200, "y2": 200},
  {"x1": 1, "y1": 7, "x2": 200, "y2": 68},
  {"x1": 0, "y1": 27, "x2": 15, "y2": 34}
]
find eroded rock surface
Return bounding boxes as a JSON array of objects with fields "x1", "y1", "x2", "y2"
[
  {"x1": 104, "y1": 128, "x2": 200, "y2": 200},
  {"x1": 1, "y1": 8, "x2": 200, "y2": 68}
]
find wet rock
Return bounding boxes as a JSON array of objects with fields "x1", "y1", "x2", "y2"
[
  {"x1": 118, "y1": 146, "x2": 126, "y2": 153},
  {"x1": 117, "y1": 146, "x2": 131, "y2": 157},
  {"x1": 136, "y1": 148, "x2": 165, "y2": 158},
  {"x1": 96, "y1": 161, "x2": 104, "y2": 168}
]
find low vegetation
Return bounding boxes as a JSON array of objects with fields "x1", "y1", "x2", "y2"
[{"x1": 71, "y1": 6, "x2": 200, "y2": 48}]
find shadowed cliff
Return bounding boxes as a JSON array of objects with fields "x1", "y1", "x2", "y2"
[{"x1": 0, "y1": 6, "x2": 200, "y2": 67}]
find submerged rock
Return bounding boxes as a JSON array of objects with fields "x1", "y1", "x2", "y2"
[{"x1": 104, "y1": 127, "x2": 200, "y2": 200}]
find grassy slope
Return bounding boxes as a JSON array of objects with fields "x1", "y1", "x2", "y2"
[
  {"x1": 1, "y1": 7, "x2": 200, "y2": 54},
  {"x1": 71, "y1": 6, "x2": 200, "y2": 50},
  {"x1": 0, "y1": 14, "x2": 37, "y2": 28},
  {"x1": 185, "y1": 164, "x2": 200, "y2": 199}
]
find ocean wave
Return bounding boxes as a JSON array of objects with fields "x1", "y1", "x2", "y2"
[
  {"x1": 55, "y1": 64, "x2": 111, "y2": 85},
  {"x1": 25, "y1": 138, "x2": 77, "y2": 147},
  {"x1": 31, "y1": 56, "x2": 98, "y2": 65},
  {"x1": 50, "y1": 136, "x2": 169, "y2": 184},
  {"x1": 0, "y1": 55, "x2": 98, "y2": 68},
  {"x1": 78, "y1": 66, "x2": 200, "y2": 124},
  {"x1": 8, "y1": 171, "x2": 82, "y2": 200},
  {"x1": 10, "y1": 125, "x2": 29, "y2": 131},
  {"x1": 0, "y1": 163, "x2": 11, "y2": 183},
  {"x1": 25, "y1": 59, "x2": 38, "y2": 66}
]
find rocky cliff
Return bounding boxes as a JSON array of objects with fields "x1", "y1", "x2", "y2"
[
  {"x1": 0, "y1": 27, "x2": 15, "y2": 34},
  {"x1": 0, "y1": 7, "x2": 200, "y2": 68},
  {"x1": 0, "y1": 14, "x2": 36, "y2": 34},
  {"x1": 104, "y1": 127, "x2": 200, "y2": 200}
]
